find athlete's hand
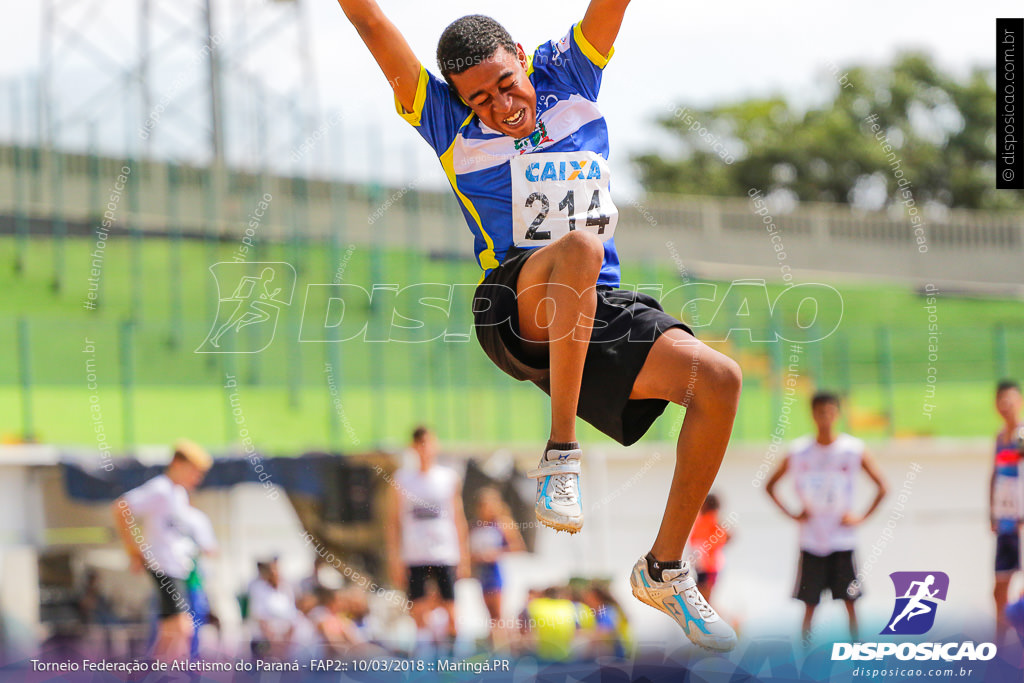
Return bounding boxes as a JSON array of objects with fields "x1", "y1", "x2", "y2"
[
  {"x1": 793, "y1": 509, "x2": 809, "y2": 522},
  {"x1": 840, "y1": 513, "x2": 862, "y2": 526}
]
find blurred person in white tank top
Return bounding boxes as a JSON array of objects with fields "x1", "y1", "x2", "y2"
[
  {"x1": 385, "y1": 426, "x2": 470, "y2": 653},
  {"x1": 767, "y1": 391, "x2": 887, "y2": 645}
]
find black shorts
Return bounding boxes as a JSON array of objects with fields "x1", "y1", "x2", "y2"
[
  {"x1": 147, "y1": 570, "x2": 194, "y2": 619},
  {"x1": 996, "y1": 532, "x2": 1021, "y2": 574},
  {"x1": 793, "y1": 550, "x2": 861, "y2": 605},
  {"x1": 472, "y1": 246, "x2": 693, "y2": 446},
  {"x1": 408, "y1": 565, "x2": 456, "y2": 602}
]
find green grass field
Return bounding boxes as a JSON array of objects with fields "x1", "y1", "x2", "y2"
[{"x1": 2, "y1": 235, "x2": 1023, "y2": 450}]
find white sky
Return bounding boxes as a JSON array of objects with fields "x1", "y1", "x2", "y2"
[{"x1": 0, "y1": 0, "x2": 1017, "y2": 191}]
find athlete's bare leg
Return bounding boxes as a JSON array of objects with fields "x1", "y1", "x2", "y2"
[
  {"x1": 482, "y1": 592, "x2": 506, "y2": 649},
  {"x1": 628, "y1": 328, "x2": 742, "y2": 563},
  {"x1": 410, "y1": 598, "x2": 430, "y2": 629},
  {"x1": 801, "y1": 604, "x2": 816, "y2": 644},
  {"x1": 995, "y1": 574, "x2": 1012, "y2": 642},
  {"x1": 443, "y1": 599, "x2": 457, "y2": 640},
  {"x1": 152, "y1": 613, "x2": 192, "y2": 662},
  {"x1": 515, "y1": 231, "x2": 603, "y2": 443},
  {"x1": 410, "y1": 596, "x2": 456, "y2": 650},
  {"x1": 845, "y1": 599, "x2": 859, "y2": 641}
]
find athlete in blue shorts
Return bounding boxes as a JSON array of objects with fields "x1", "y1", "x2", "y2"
[
  {"x1": 991, "y1": 379, "x2": 1024, "y2": 643},
  {"x1": 335, "y1": 0, "x2": 742, "y2": 650}
]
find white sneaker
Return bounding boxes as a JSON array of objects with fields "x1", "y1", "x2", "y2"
[
  {"x1": 526, "y1": 446, "x2": 583, "y2": 534},
  {"x1": 629, "y1": 555, "x2": 737, "y2": 652}
]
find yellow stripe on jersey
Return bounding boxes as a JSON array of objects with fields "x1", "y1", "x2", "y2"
[
  {"x1": 573, "y1": 22, "x2": 615, "y2": 69},
  {"x1": 439, "y1": 114, "x2": 500, "y2": 274},
  {"x1": 394, "y1": 66, "x2": 431, "y2": 126}
]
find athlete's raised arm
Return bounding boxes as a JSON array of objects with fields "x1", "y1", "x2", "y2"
[
  {"x1": 334, "y1": 0, "x2": 421, "y2": 113},
  {"x1": 579, "y1": 0, "x2": 631, "y2": 60}
]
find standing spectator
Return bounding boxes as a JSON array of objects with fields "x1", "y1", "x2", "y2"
[
  {"x1": 766, "y1": 392, "x2": 887, "y2": 644},
  {"x1": 685, "y1": 493, "x2": 731, "y2": 602},
  {"x1": 991, "y1": 379, "x2": 1024, "y2": 643},
  {"x1": 385, "y1": 426, "x2": 470, "y2": 655},
  {"x1": 112, "y1": 439, "x2": 213, "y2": 661},
  {"x1": 248, "y1": 557, "x2": 298, "y2": 660},
  {"x1": 470, "y1": 487, "x2": 525, "y2": 648}
]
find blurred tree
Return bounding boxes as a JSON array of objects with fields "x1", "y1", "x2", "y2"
[{"x1": 634, "y1": 52, "x2": 1019, "y2": 211}]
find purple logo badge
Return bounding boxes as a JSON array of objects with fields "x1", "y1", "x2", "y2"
[{"x1": 881, "y1": 571, "x2": 949, "y2": 635}]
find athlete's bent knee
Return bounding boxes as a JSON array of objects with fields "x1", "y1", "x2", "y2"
[
  {"x1": 557, "y1": 231, "x2": 604, "y2": 273},
  {"x1": 721, "y1": 355, "x2": 742, "y2": 396},
  {"x1": 703, "y1": 352, "x2": 742, "y2": 406}
]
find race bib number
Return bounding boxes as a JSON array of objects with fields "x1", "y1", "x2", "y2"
[
  {"x1": 510, "y1": 151, "x2": 618, "y2": 247},
  {"x1": 994, "y1": 476, "x2": 1022, "y2": 521},
  {"x1": 798, "y1": 472, "x2": 850, "y2": 516}
]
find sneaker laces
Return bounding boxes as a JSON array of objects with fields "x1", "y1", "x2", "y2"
[
  {"x1": 551, "y1": 473, "x2": 578, "y2": 505},
  {"x1": 666, "y1": 563, "x2": 716, "y2": 620},
  {"x1": 683, "y1": 586, "x2": 716, "y2": 620}
]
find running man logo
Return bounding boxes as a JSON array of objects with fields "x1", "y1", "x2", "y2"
[
  {"x1": 881, "y1": 571, "x2": 949, "y2": 635},
  {"x1": 196, "y1": 262, "x2": 296, "y2": 353}
]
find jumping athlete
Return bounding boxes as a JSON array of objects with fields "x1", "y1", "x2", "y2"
[{"x1": 334, "y1": 0, "x2": 743, "y2": 650}]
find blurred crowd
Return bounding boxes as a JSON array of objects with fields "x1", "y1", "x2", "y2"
[
  {"x1": 67, "y1": 554, "x2": 638, "y2": 663},
  {"x1": 240, "y1": 558, "x2": 634, "y2": 663}
]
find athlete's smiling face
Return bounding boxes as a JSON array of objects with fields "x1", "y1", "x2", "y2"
[{"x1": 450, "y1": 45, "x2": 537, "y2": 138}]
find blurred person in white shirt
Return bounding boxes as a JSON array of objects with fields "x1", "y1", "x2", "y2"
[{"x1": 112, "y1": 439, "x2": 213, "y2": 661}]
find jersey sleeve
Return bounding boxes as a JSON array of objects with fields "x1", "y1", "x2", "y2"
[
  {"x1": 532, "y1": 22, "x2": 615, "y2": 102},
  {"x1": 123, "y1": 477, "x2": 165, "y2": 517},
  {"x1": 394, "y1": 66, "x2": 472, "y2": 156}
]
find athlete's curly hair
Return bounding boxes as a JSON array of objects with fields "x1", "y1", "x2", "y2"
[{"x1": 436, "y1": 15, "x2": 517, "y2": 88}]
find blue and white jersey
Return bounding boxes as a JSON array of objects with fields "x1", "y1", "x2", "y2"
[{"x1": 395, "y1": 23, "x2": 621, "y2": 286}]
